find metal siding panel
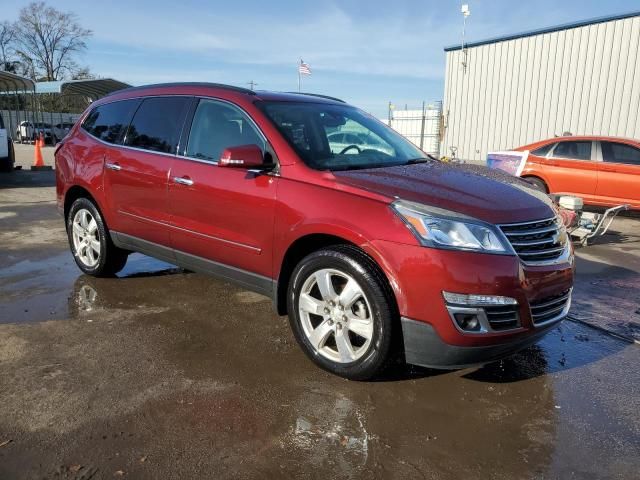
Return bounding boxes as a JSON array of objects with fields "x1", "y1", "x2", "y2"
[
  {"x1": 516, "y1": 37, "x2": 531, "y2": 148},
  {"x1": 529, "y1": 35, "x2": 544, "y2": 143},
  {"x1": 571, "y1": 25, "x2": 589, "y2": 134},
  {"x1": 474, "y1": 44, "x2": 487, "y2": 160},
  {"x1": 482, "y1": 43, "x2": 496, "y2": 160},
  {"x1": 537, "y1": 34, "x2": 552, "y2": 140},
  {"x1": 615, "y1": 19, "x2": 634, "y2": 137},
  {"x1": 557, "y1": 28, "x2": 574, "y2": 134},
  {"x1": 495, "y1": 42, "x2": 508, "y2": 152},
  {"x1": 547, "y1": 31, "x2": 563, "y2": 138},
  {"x1": 600, "y1": 21, "x2": 620, "y2": 133},
  {"x1": 607, "y1": 20, "x2": 628, "y2": 135},
  {"x1": 504, "y1": 40, "x2": 517, "y2": 149},
  {"x1": 625, "y1": 17, "x2": 640, "y2": 138},
  {"x1": 585, "y1": 24, "x2": 603, "y2": 133}
]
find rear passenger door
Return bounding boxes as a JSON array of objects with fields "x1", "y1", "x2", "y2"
[
  {"x1": 546, "y1": 140, "x2": 598, "y2": 199},
  {"x1": 103, "y1": 96, "x2": 190, "y2": 247},
  {"x1": 596, "y1": 141, "x2": 640, "y2": 207},
  {"x1": 168, "y1": 98, "x2": 277, "y2": 292}
]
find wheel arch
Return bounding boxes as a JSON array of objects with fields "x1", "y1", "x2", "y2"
[
  {"x1": 274, "y1": 232, "x2": 400, "y2": 317},
  {"x1": 63, "y1": 185, "x2": 110, "y2": 232},
  {"x1": 521, "y1": 174, "x2": 549, "y2": 193}
]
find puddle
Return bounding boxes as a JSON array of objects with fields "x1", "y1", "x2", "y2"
[{"x1": 0, "y1": 251, "x2": 181, "y2": 324}]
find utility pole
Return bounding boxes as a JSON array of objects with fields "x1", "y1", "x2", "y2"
[{"x1": 247, "y1": 80, "x2": 258, "y2": 91}]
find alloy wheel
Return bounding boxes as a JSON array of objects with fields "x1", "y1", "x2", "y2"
[
  {"x1": 71, "y1": 209, "x2": 101, "y2": 267},
  {"x1": 298, "y1": 268, "x2": 374, "y2": 363}
]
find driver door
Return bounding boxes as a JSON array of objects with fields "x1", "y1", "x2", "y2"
[{"x1": 168, "y1": 98, "x2": 278, "y2": 288}]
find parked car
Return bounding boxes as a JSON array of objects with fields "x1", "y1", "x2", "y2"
[
  {"x1": 515, "y1": 136, "x2": 640, "y2": 209},
  {"x1": 56, "y1": 83, "x2": 574, "y2": 380},
  {"x1": 0, "y1": 115, "x2": 15, "y2": 172},
  {"x1": 52, "y1": 122, "x2": 75, "y2": 143},
  {"x1": 327, "y1": 131, "x2": 394, "y2": 156},
  {"x1": 16, "y1": 121, "x2": 54, "y2": 144}
]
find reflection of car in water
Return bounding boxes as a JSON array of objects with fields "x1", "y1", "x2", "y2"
[{"x1": 327, "y1": 131, "x2": 394, "y2": 155}]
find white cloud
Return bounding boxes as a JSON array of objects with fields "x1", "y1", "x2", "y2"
[{"x1": 78, "y1": 3, "x2": 456, "y2": 80}]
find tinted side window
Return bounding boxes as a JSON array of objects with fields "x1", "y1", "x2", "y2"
[
  {"x1": 81, "y1": 100, "x2": 139, "y2": 144},
  {"x1": 553, "y1": 141, "x2": 591, "y2": 161},
  {"x1": 125, "y1": 97, "x2": 190, "y2": 154},
  {"x1": 601, "y1": 142, "x2": 640, "y2": 166},
  {"x1": 185, "y1": 99, "x2": 264, "y2": 162},
  {"x1": 0, "y1": 115, "x2": 4, "y2": 129},
  {"x1": 531, "y1": 143, "x2": 555, "y2": 156}
]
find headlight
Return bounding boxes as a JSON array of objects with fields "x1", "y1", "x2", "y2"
[{"x1": 391, "y1": 200, "x2": 511, "y2": 253}]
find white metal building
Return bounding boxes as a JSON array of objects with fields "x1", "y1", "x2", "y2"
[{"x1": 441, "y1": 11, "x2": 640, "y2": 163}]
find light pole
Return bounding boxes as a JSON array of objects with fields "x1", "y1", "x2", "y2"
[{"x1": 461, "y1": 4, "x2": 470, "y2": 73}]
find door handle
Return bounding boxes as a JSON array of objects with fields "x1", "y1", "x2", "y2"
[
  {"x1": 105, "y1": 162, "x2": 121, "y2": 171},
  {"x1": 173, "y1": 176, "x2": 194, "y2": 186}
]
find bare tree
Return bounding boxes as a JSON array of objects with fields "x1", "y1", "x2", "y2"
[
  {"x1": 0, "y1": 21, "x2": 17, "y2": 71},
  {"x1": 13, "y1": 2, "x2": 92, "y2": 81}
]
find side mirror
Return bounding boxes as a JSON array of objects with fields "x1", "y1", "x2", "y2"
[{"x1": 219, "y1": 144, "x2": 264, "y2": 168}]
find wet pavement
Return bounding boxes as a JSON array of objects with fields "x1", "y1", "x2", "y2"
[{"x1": 1, "y1": 171, "x2": 639, "y2": 479}]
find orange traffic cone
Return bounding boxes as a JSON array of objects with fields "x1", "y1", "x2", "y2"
[
  {"x1": 39, "y1": 132, "x2": 45, "y2": 148},
  {"x1": 31, "y1": 135, "x2": 52, "y2": 171}
]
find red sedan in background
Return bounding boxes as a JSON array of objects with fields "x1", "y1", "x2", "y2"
[{"x1": 515, "y1": 136, "x2": 640, "y2": 209}]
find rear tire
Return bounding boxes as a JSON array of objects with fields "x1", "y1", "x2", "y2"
[
  {"x1": 287, "y1": 245, "x2": 397, "y2": 380},
  {"x1": 524, "y1": 177, "x2": 548, "y2": 193},
  {"x1": 66, "y1": 197, "x2": 129, "y2": 277}
]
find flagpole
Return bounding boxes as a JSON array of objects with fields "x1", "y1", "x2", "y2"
[{"x1": 298, "y1": 59, "x2": 301, "y2": 92}]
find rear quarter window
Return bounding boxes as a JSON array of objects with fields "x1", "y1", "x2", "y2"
[
  {"x1": 82, "y1": 99, "x2": 140, "y2": 144},
  {"x1": 531, "y1": 143, "x2": 555, "y2": 156}
]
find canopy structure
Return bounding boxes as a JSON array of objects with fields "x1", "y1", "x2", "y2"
[
  {"x1": 0, "y1": 71, "x2": 36, "y2": 93},
  {"x1": 35, "y1": 78, "x2": 131, "y2": 100}
]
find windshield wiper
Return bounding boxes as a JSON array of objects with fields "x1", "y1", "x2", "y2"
[{"x1": 406, "y1": 154, "x2": 439, "y2": 165}]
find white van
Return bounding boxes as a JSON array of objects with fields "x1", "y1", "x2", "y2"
[{"x1": 0, "y1": 116, "x2": 15, "y2": 172}]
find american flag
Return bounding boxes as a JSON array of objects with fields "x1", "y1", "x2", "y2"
[{"x1": 298, "y1": 60, "x2": 311, "y2": 75}]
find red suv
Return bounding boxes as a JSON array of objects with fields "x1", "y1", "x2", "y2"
[{"x1": 56, "y1": 83, "x2": 574, "y2": 380}]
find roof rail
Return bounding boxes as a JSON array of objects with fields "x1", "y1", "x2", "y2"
[
  {"x1": 106, "y1": 82, "x2": 257, "y2": 97},
  {"x1": 285, "y1": 92, "x2": 346, "y2": 103}
]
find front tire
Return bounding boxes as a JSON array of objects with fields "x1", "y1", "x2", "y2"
[
  {"x1": 287, "y1": 245, "x2": 397, "y2": 380},
  {"x1": 66, "y1": 197, "x2": 128, "y2": 277}
]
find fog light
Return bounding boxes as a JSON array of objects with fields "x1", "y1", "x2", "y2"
[
  {"x1": 443, "y1": 291, "x2": 517, "y2": 306},
  {"x1": 453, "y1": 313, "x2": 482, "y2": 332}
]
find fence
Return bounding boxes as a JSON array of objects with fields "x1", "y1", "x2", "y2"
[
  {"x1": 1, "y1": 110, "x2": 80, "y2": 138},
  {"x1": 384, "y1": 101, "x2": 442, "y2": 156}
]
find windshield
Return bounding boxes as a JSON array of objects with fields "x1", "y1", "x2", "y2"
[{"x1": 257, "y1": 101, "x2": 427, "y2": 170}]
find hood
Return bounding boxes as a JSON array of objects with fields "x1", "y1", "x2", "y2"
[{"x1": 332, "y1": 161, "x2": 556, "y2": 224}]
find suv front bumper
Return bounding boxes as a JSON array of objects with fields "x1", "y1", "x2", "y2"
[
  {"x1": 401, "y1": 315, "x2": 562, "y2": 369},
  {"x1": 368, "y1": 239, "x2": 574, "y2": 368}
]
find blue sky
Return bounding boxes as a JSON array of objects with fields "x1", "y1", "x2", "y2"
[{"x1": 6, "y1": 0, "x2": 639, "y2": 116}]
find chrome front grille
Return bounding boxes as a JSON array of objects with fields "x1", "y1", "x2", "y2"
[
  {"x1": 499, "y1": 217, "x2": 567, "y2": 263},
  {"x1": 484, "y1": 305, "x2": 520, "y2": 331},
  {"x1": 530, "y1": 289, "x2": 571, "y2": 325}
]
